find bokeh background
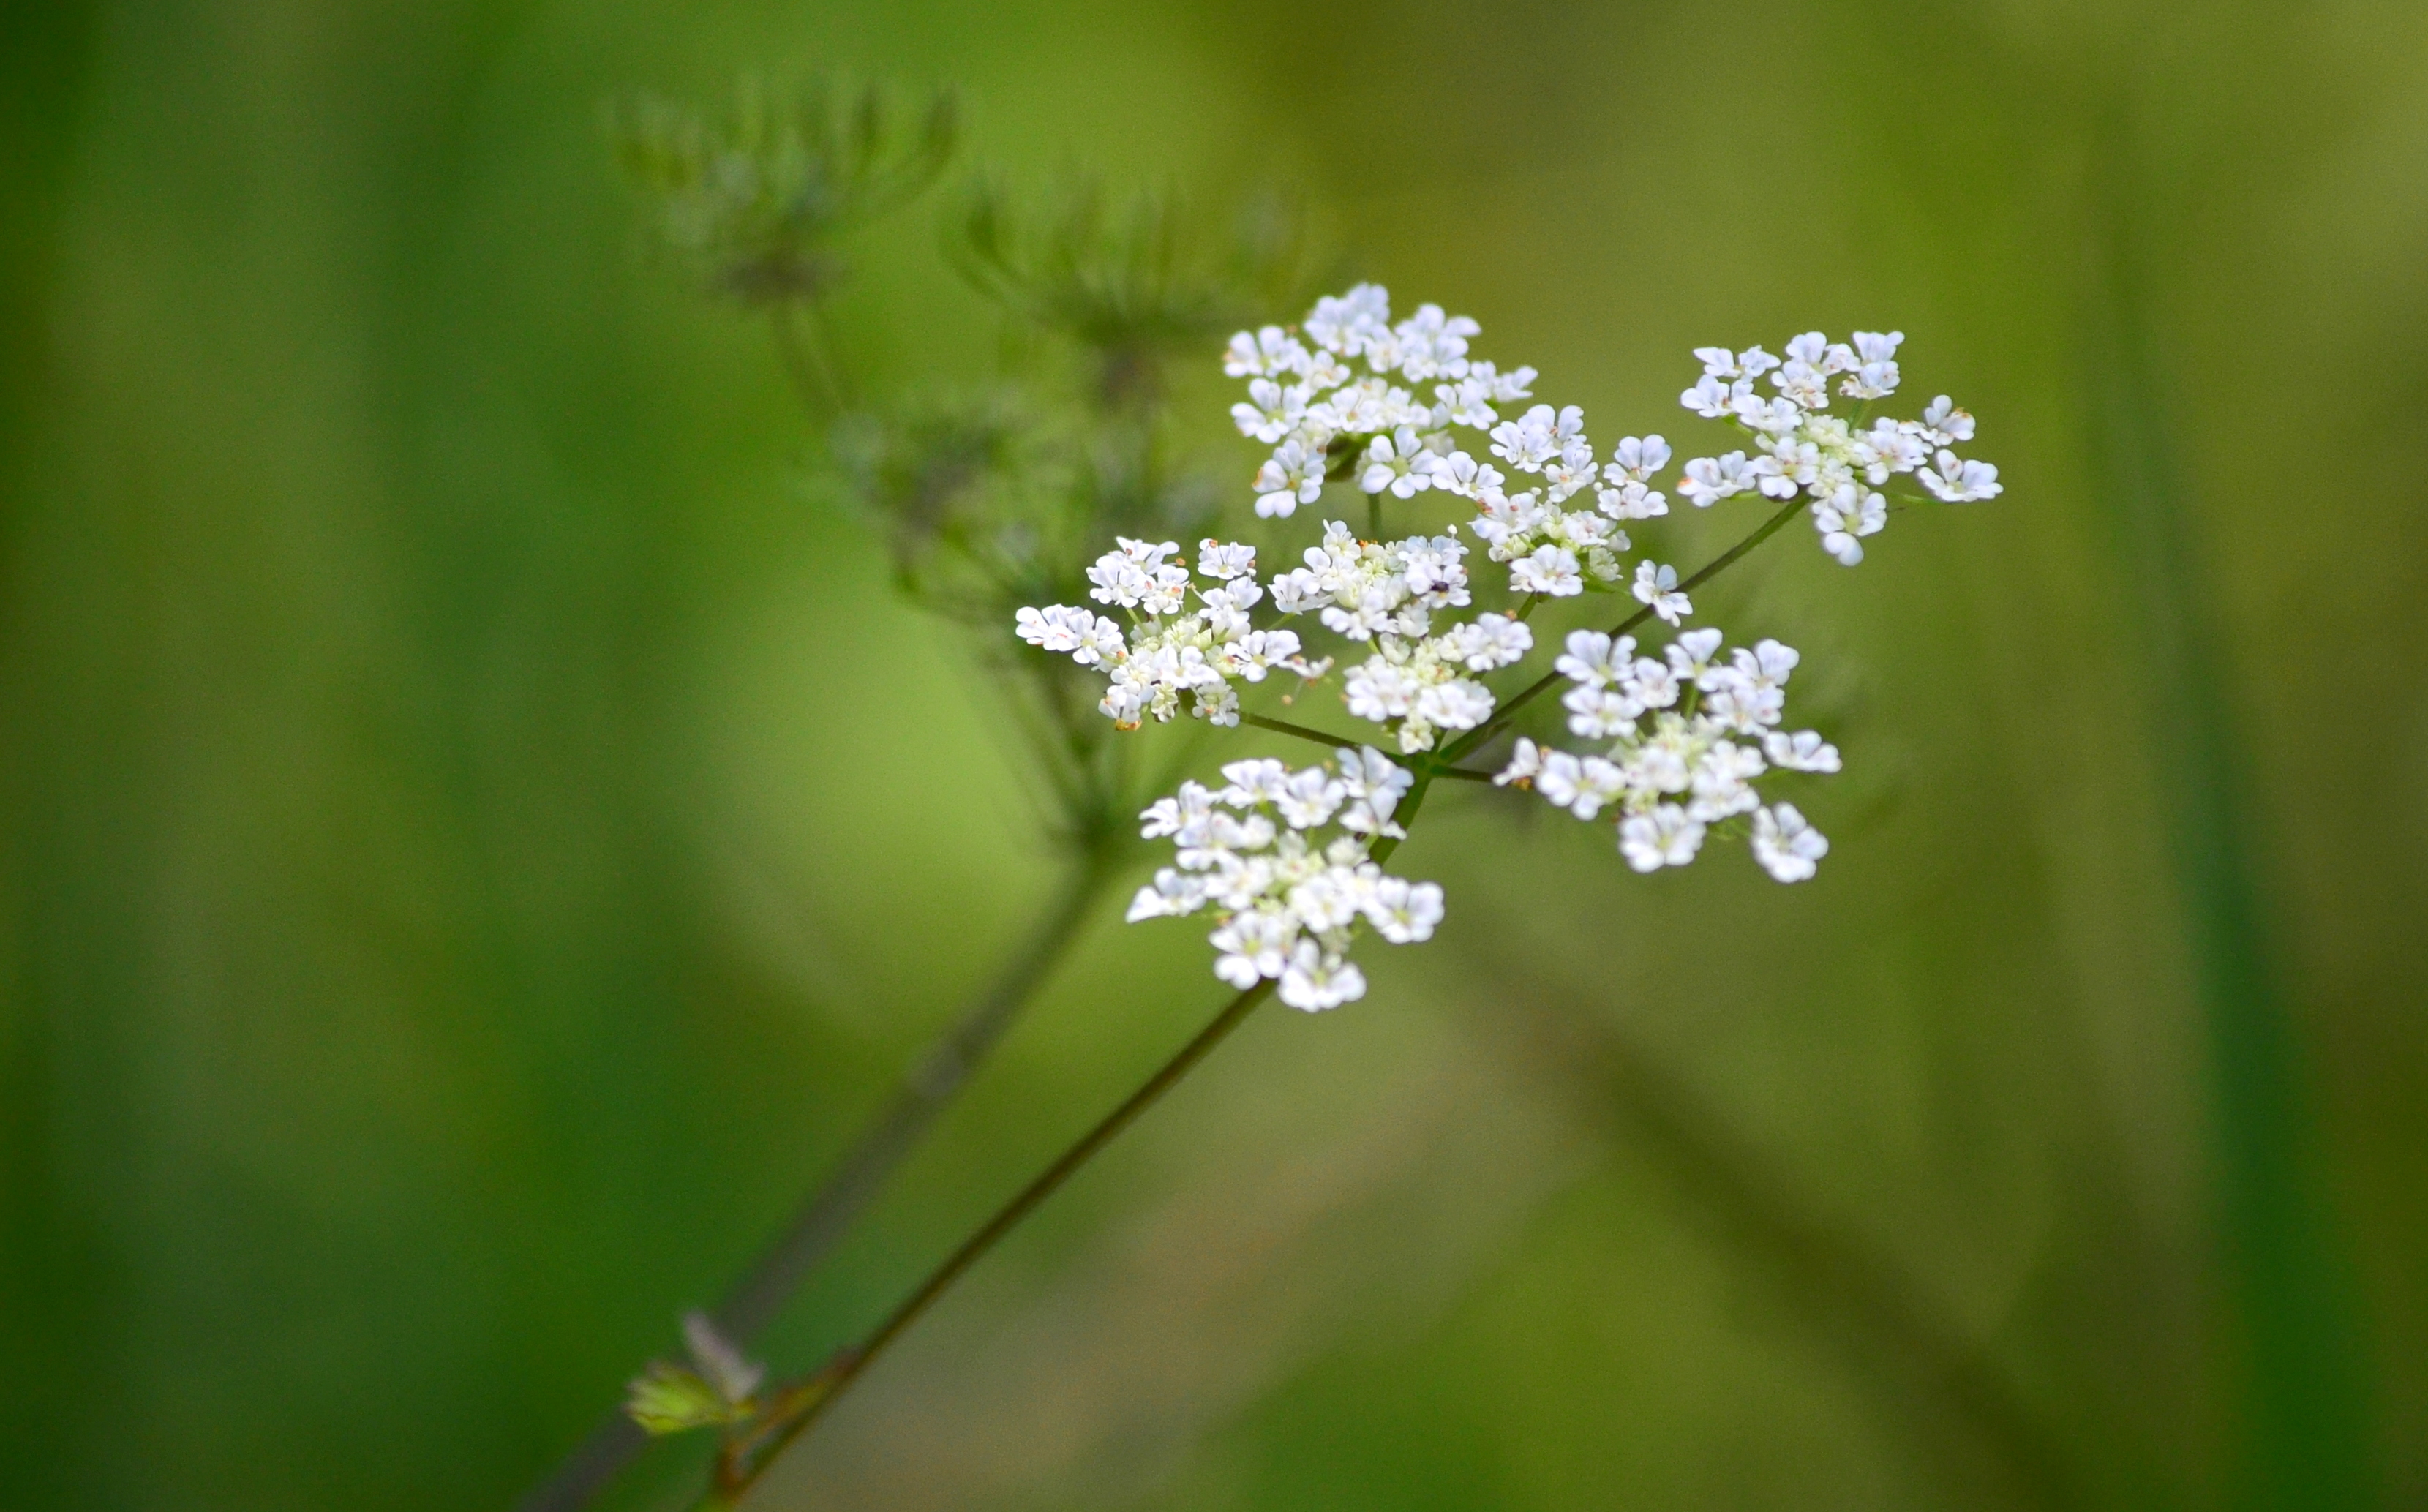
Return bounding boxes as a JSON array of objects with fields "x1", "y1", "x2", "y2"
[{"x1": 4, "y1": 1, "x2": 2425, "y2": 1508}]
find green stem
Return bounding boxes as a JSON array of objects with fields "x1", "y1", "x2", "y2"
[
  {"x1": 691, "y1": 491, "x2": 1806, "y2": 1505},
  {"x1": 1429, "y1": 764, "x2": 1495, "y2": 783},
  {"x1": 1242, "y1": 712, "x2": 1357, "y2": 750},
  {"x1": 723, "y1": 979, "x2": 1282, "y2": 1496},
  {"x1": 518, "y1": 853, "x2": 1119, "y2": 1512}
]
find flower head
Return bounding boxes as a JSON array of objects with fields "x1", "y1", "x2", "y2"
[{"x1": 1127, "y1": 749, "x2": 1443, "y2": 1009}]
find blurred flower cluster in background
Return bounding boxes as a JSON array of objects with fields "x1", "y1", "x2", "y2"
[{"x1": 1, "y1": 1, "x2": 2424, "y2": 1510}]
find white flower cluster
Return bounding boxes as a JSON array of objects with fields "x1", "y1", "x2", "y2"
[
  {"x1": 1225, "y1": 285, "x2": 1680, "y2": 609},
  {"x1": 1125, "y1": 749, "x2": 1440, "y2": 1010},
  {"x1": 1497, "y1": 626, "x2": 1838, "y2": 883},
  {"x1": 1268, "y1": 520, "x2": 1532, "y2": 754},
  {"x1": 1015, "y1": 287, "x2": 2002, "y2": 997},
  {"x1": 1677, "y1": 332, "x2": 2002, "y2": 565},
  {"x1": 1017, "y1": 537, "x2": 1330, "y2": 728}
]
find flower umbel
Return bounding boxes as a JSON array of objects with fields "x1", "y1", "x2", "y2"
[
  {"x1": 1677, "y1": 332, "x2": 2002, "y2": 564},
  {"x1": 1012, "y1": 285, "x2": 1999, "y2": 995},
  {"x1": 1503, "y1": 625, "x2": 1841, "y2": 881},
  {"x1": 1127, "y1": 748, "x2": 1439, "y2": 1009}
]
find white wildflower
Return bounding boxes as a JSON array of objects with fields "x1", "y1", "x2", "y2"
[
  {"x1": 1764, "y1": 729, "x2": 1842, "y2": 772},
  {"x1": 1253, "y1": 438, "x2": 1327, "y2": 518},
  {"x1": 1631, "y1": 561, "x2": 1691, "y2": 625},
  {"x1": 1359, "y1": 426, "x2": 1440, "y2": 498},
  {"x1": 1920, "y1": 449, "x2": 2002, "y2": 502},
  {"x1": 1620, "y1": 805, "x2": 1707, "y2": 871},
  {"x1": 1224, "y1": 326, "x2": 1310, "y2": 380},
  {"x1": 1511, "y1": 544, "x2": 1584, "y2": 598},
  {"x1": 1752, "y1": 803, "x2": 1829, "y2": 882}
]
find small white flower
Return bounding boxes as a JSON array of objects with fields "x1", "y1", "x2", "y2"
[
  {"x1": 1211, "y1": 909, "x2": 1297, "y2": 988},
  {"x1": 1618, "y1": 656, "x2": 1680, "y2": 711},
  {"x1": 1511, "y1": 544, "x2": 1584, "y2": 597},
  {"x1": 1763, "y1": 729, "x2": 1842, "y2": 772},
  {"x1": 1773, "y1": 360, "x2": 1830, "y2": 410},
  {"x1": 1597, "y1": 479, "x2": 1669, "y2": 520},
  {"x1": 1474, "y1": 361, "x2": 1537, "y2": 402},
  {"x1": 1279, "y1": 939, "x2": 1367, "y2": 1011},
  {"x1": 1679, "y1": 451, "x2": 1756, "y2": 508},
  {"x1": 1126, "y1": 868, "x2": 1207, "y2": 922},
  {"x1": 1694, "y1": 346, "x2": 1740, "y2": 379},
  {"x1": 1735, "y1": 639, "x2": 1799, "y2": 689},
  {"x1": 1394, "y1": 304, "x2": 1481, "y2": 381},
  {"x1": 1536, "y1": 751, "x2": 1625, "y2": 819},
  {"x1": 1304, "y1": 283, "x2": 1391, "y2": 357},
  {"x1": 1920, "y1": 449, "x2": 2002, "y2": 502},
  {"x1": 1555, "y1": 629, "x2": 1628, "y2": 688},
  {"x1": 1620, "y1": 805, "x2": 1707, "y2": 872},
  {"x1": 1631, "y1": 561, "x2": 1691, "y2": 625},
  {"x1": 1604, "y1": 435, "x2": 1671, "y2": 484},
  {"x1": 1495, "y1": 737, "x2": 1544, "y2": 786},
  {"x1": 1414, "y1": 679, "x2": 1495, "y2": 734},
  {"x1": 1338, "y1": 744, "x2": 1413, "y2": 805},
  {"x1": 1015, "y1": 603, "x2": 1083, "y2": 652},
  {"x1": 1198, "y1": 540, "x2": 1258, "y2": 579},
  {"x1": 1852, "y1": 330, "x2": 1903, "y2": 366},
  {"x1": 1563, "y1": 685, "x2": 1640, "y2": 740},
  {"x1": 1688, "y1": 740, "x2": 1766, "y2": 822},
  {"x1": 1429, "y1": 450, "x2": 1504, "y2": 501},
  {"x1": 1811, "y1": 487, "x2": 1887, "y2": 565},
  {"x1": 1364, "y1": 876, "x2": 1444, "y2": 944},
  {"x1": 1664, "y1": 627, "x2": 1725, "y2": 683},
  {"x1": 1440, "y1": 613, "x2": 1533, "y2": 672},
  {"x1": 1752, "y1": 803, "x2": 1829, "y2": 881},
  {"x1": 1359, "y1": 426, "x2": 1439, "y2": 498},
  {"x1": 1254, "y1": 439, "x2": 1328, "y2": 517},
  {"x1": 1681, "y1": 374, "x2": 1743, "y2": 418},
  {"x1": 1224, "y1": 325, "x2": 1310, "y2": 380},
  {"x1": 1231, "y1": 377, "x2": 1308, "y2": 443},
  {"x1": 1918, "y1": 395, "x2": 1975, "y2": 445}
]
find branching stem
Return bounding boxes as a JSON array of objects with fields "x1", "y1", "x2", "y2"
[
  {"x1": 670, "y1": 492, "x2": 1807, "y2": 1506},
  {"x1": 713, "y1": 979, "x2": 1282, "y2": 1502},
  {"x1": 517, "y1": 853, "x2": 1117, "y2": 1512}
]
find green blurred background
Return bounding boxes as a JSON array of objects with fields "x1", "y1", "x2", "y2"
[{"x1": 4, "y1": 1, "x2": 2424, "y2": 1508}]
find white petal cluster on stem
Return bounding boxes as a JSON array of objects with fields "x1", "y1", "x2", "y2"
[
  {"x1": 1013, "y1": 287, "x2": 2004, "y2": 994},
  {"x1": 1021, "y1": 535, "x2": 1331, "y2": 729},
  {"x1": 1504, "y1": 624, "x2": 1839, "y2": 883},
  {"x1": 1676, "y1": 331, "x2": 2001, "y2": 565},
  {"x1": 1127, "y1": 749, "x2": 1440, "y2": 1010}
]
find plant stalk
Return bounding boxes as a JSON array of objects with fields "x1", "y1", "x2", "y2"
[
  {"x1": 715, "y1": 978, "x2": 1282, "y2": 1502},
  {"x1": 700, "y1": 497, "x2": 1805, "y2": 1501},
  {"x1": 516, "y1": 855, "x2": 1116, "y2": 1512}
]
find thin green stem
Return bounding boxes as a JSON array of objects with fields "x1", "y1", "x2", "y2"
[
  {"x1": 688, "y1": 492, "x2": 1805, "y2": 1506},
  {"x1": 722, "y1": 979, "x2": 1282, "y2": 1497},
  {"x1": 1441, "y1": 496, "x2": 1805, "y2": 764},
  {"x1": 516, "y1": 853, "x2": 1119, "y2": 1512},
  {"x1": 1242, "y1": 712, "x2": 1357, "y2": 750}
]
